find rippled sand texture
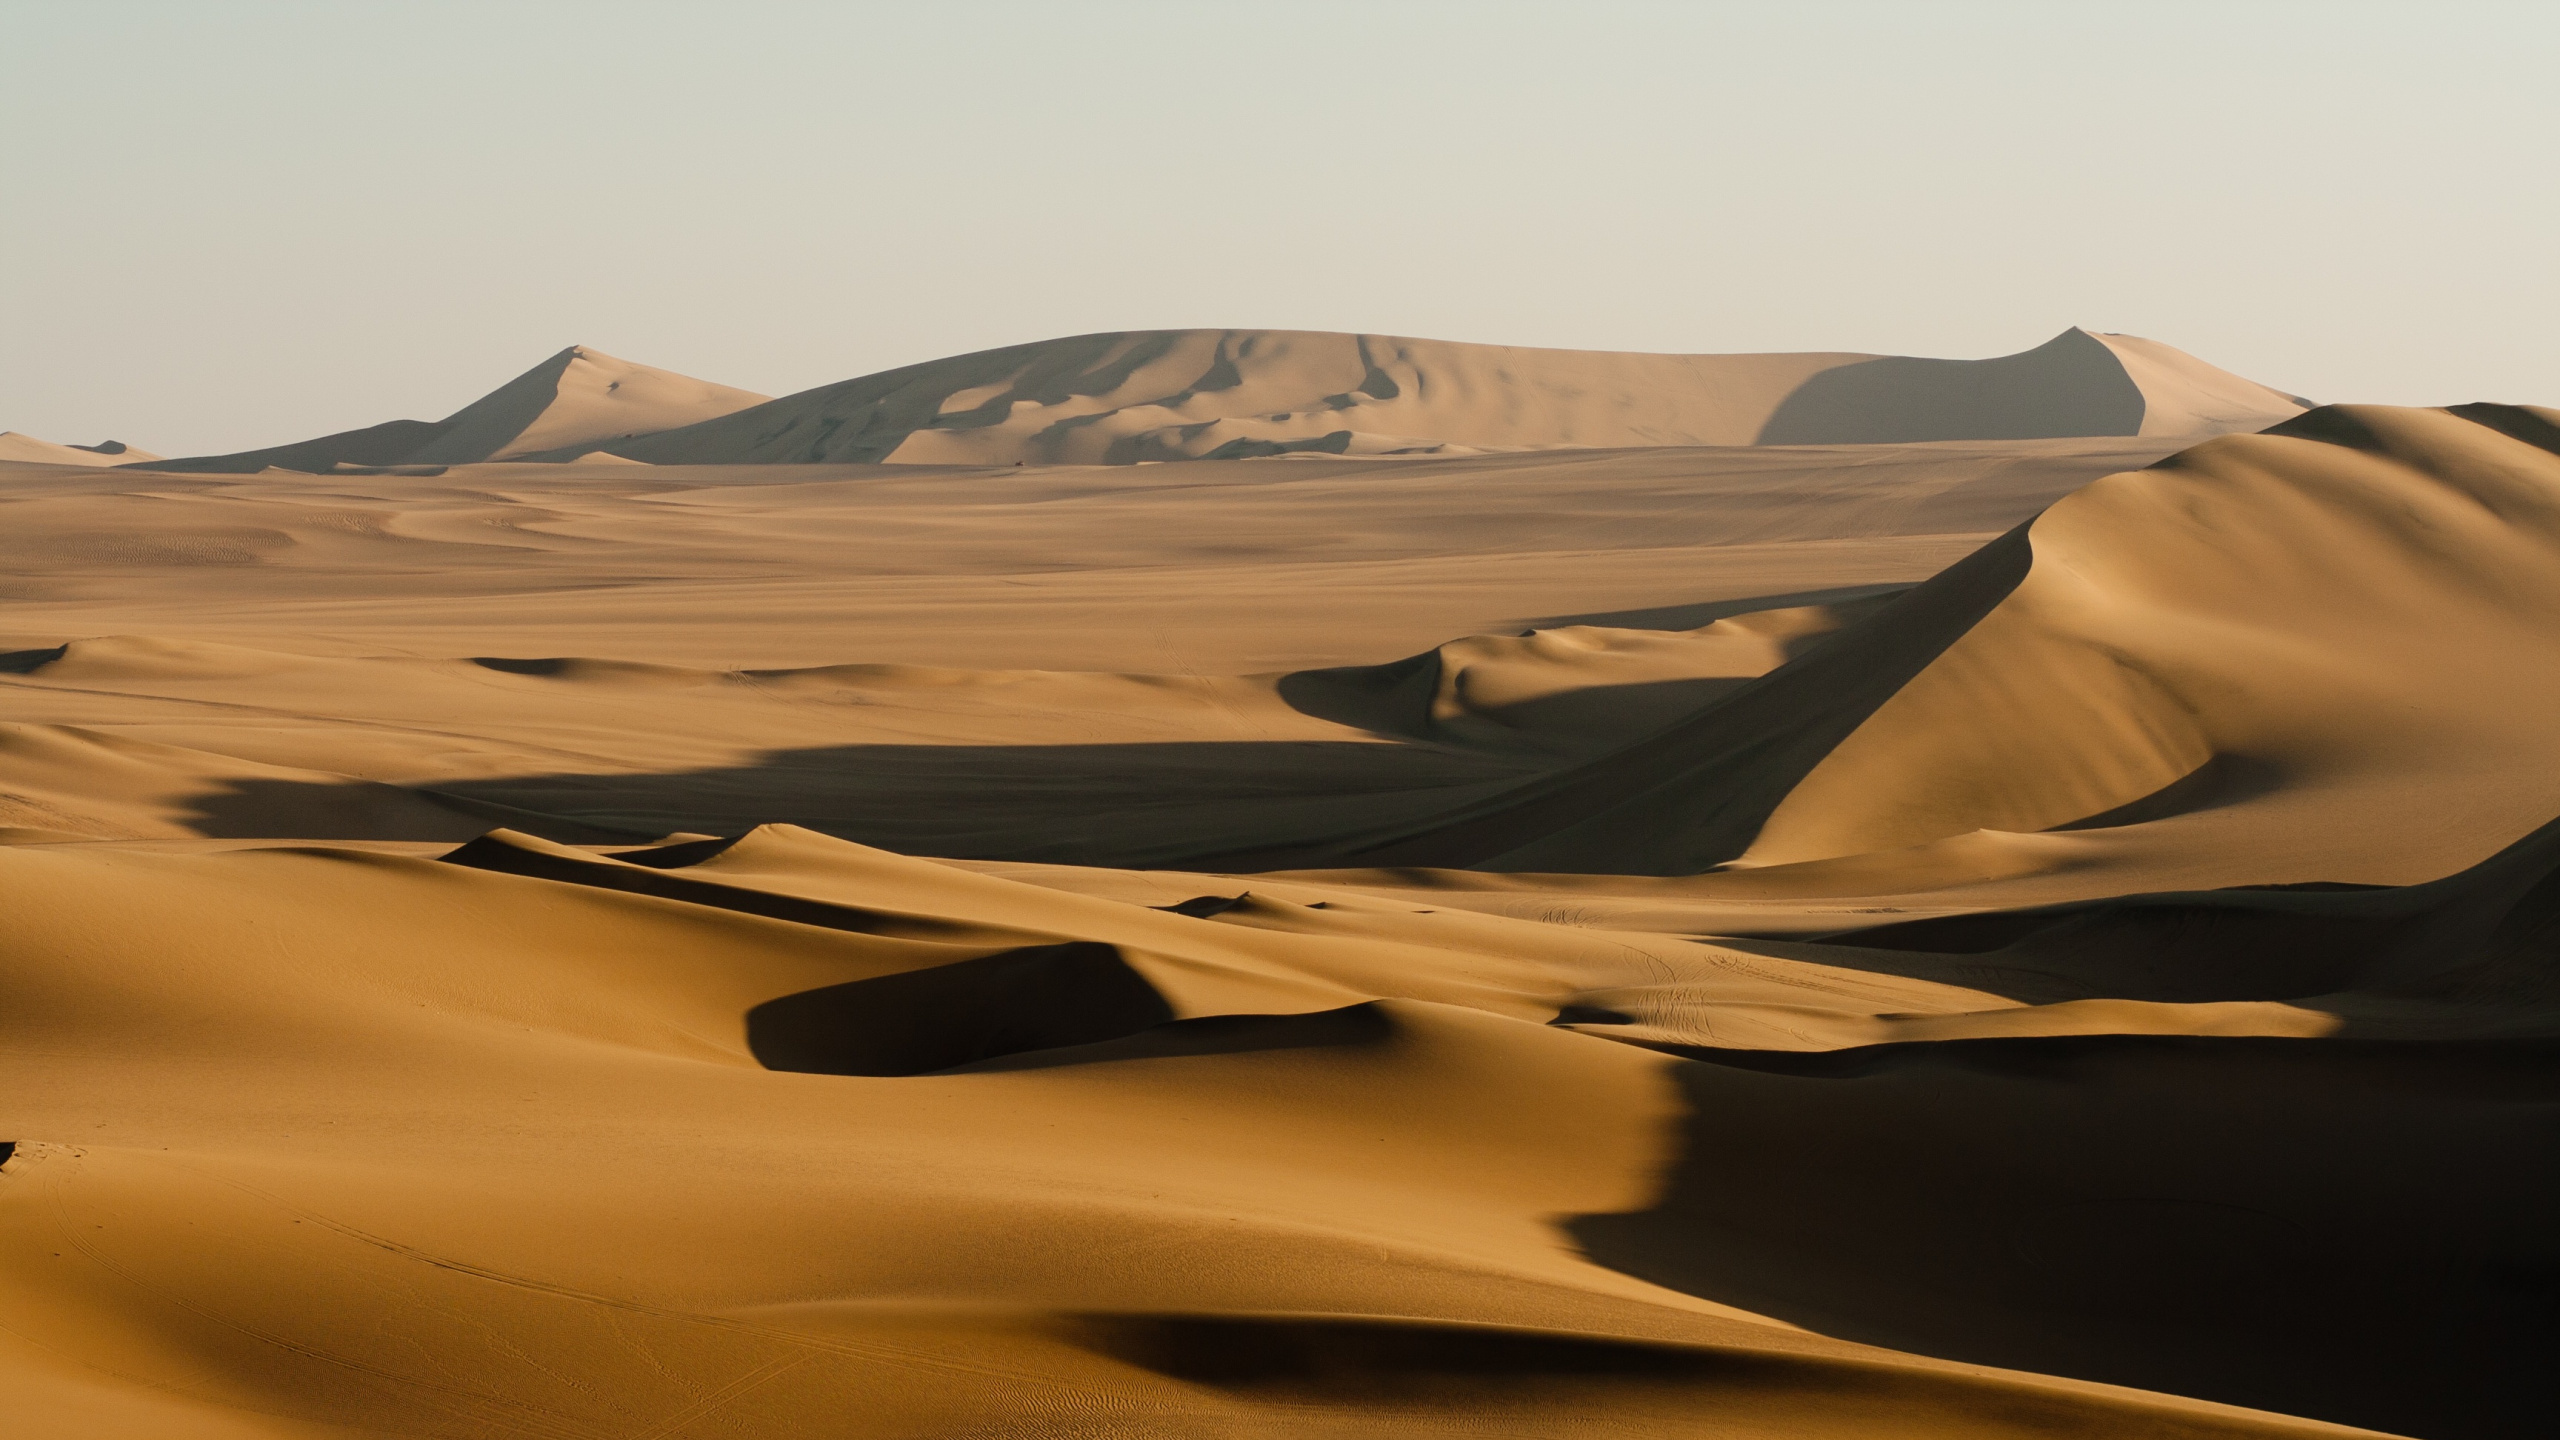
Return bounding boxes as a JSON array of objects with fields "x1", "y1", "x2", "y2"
[{"x1": 3, "y1": 400, "x2": 2554, "y2": 1438}]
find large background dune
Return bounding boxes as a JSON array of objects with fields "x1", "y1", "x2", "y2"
[{"x1": 139, "y1": 327, "x2": 2309, "y2": 473}]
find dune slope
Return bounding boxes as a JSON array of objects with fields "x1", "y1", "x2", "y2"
[
  {"x1": 0, "y1": 826, "x2": 2451, "y2": 1438},
  {"x1": 132, "y1": 328, "x2": 2305, "y2": 474},
  {"x1": 593, "y1": 326, "x2": 2305, "y2": 466},
  {"x1": 1292, "y1": 404, "x2": 2560, "y2": 890},
  {"x1": 145, "y1": 346, "x2": 768, "y2": 473}
]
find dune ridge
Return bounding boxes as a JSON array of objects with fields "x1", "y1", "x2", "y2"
[
  {"x1": 137, "y1": 327, "x2": 2307, "y2": 474},
  {"x1": 1255, "y1": 404, "x2": 2560, "y2": 890},
  {"x1": 564, "y1": 326, "x2": 2309, "y2": 465},
  {"x1": 140, "y1": 345, "x2": 769, "y2": 473}
]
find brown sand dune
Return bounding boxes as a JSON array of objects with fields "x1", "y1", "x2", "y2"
[
  {"x1": 3, "y1": 399, "x2": 2551, "y2": 1437},
  {"x1": 138, "y1": 328, "x2": 2307, "y2": 474},
  {"x1": 0, "y1": 431, "x2": 160, "y2": 466},
  {"x1": 576, "y1": 326, "x2": 2310, "y2": 466},
  {"x1": 0, "y1": 825, "x2": 2448, "y2": 1438},
  {"x1": 1286, "y1": 404, "x2": 2560, "y2": 892},
  {"x1": 142, "y1": 345, "x2": 769, "y2": 474}
]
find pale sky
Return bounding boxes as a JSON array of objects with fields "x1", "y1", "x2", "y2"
[{"x1": 5, "y1": 0, "x2": 2554, "y2": 455}]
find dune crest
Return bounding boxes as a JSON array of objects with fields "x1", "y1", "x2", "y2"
[
  {"x1": 1296, "y1": 404, "x2": 2560, "y2": 891},
  {"x1": 134, "y1": 328, "x2": 2306, "y2": 473}
]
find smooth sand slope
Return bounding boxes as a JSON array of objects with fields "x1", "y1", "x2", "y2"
[
  {"x1": 1, "y1": 407, "x2": 2551, "y2": 1438},
  {"x1": 145, "y1": 327, "x2": 2308, "y2": 473}
]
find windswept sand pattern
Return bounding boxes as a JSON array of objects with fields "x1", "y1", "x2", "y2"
[{"x1": 1, "y1": 392, "x2": 2553, "y2": 1438}]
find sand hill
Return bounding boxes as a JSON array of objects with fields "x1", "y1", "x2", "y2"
[
  {"x1": 557, "y1": 326, "x2": 2312, "y2": 464},
  {"x1": 0, "y1": 432, "x2": 160, "y2": 466},
  {"x1": 1, "y1": 403, "x2": 2547, "y2": 1439},
  {"x1": 145, "y1": 328, "x2": 2308, "y2": 473},
  {"x1": 144, "y1": 345, "x2": 769, "y2": 473}
]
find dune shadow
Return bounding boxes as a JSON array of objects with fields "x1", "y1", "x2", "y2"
[
  {"x1": 440, "y1": 830, "x2": 988, "y2": 939},
  {"x1": 1768, "y1": 809, "x2": 2560, "y2": 1023},
  {"x1": 746, "y1": 942, "x2": 1173, "y2": 1076},
  {"x1": 1078, "y1": 1311, "x2": 1774, "y2": 1392},
  {"x1": 747, "y1": 939, "x2": 1392, "y2": 1077},
  {"x1": 1756, "y1": 330, "x2": 2145, "y2": 445},
  {"x1": 1566, "y1": 1033, "x2": 2560, "y2": 1440},
  {"x1": 1513, "y1": 584, "x2": 1911, "y2": 633},
  {"x1": 2046, "y1": 752, "x2": 2284, "y2": 832},
  {"x1": 1273, "y1": 664, "x2": 1744, "y2": 750},
  {"x1": 161, "y1": 536, "x2": 2028, "y2": 875},
  {"x1": 174, "y1": 731, "x2": 1558, "y2": 865},
  {"x1": 955, "y1": 1003, "x2": 1392, "y2": 1074}
]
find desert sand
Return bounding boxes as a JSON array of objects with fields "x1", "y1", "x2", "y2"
[{"x1": 0, "y1": 335, "x2": 2546, "y2": 1439}]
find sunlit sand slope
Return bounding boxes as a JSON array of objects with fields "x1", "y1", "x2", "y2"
[
  {"x1": 0, "y1": 431, "x2": 159, "y2": 466},
  {"x1": 1312, "y1": 405, "x2": 2560, "y2": 889},
  {"x1": 145, "y1": 346, "x2": 768, "y2": 473}
]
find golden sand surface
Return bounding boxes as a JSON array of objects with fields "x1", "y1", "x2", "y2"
[{"x1": 2, "y1": 400, "x2": 2552, "y2": 1438}]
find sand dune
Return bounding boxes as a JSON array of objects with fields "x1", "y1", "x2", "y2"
[
  {"x1": 1289, "y1": 404, "x2": 2560, "y2": 891},
  {"x1": 2, "y1": 394, "x2": 2549, "y2": 1437},
  {"x1": 0, "y1": 431, "x2": 160, "y2": 466},
  {"x1": 576, "y1": 325, "x2": 2309, "y2": 465},
  {"x1": 0, "y1": 826, "x2": 2442, "y2": 1438},
  {"x1": 142, "y1": 345, "x2": 768, "y2": 473},
  {"x1": 141, "y1": 328, "x2": 2308, "y2": 473}
]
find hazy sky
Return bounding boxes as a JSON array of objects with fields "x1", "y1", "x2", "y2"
[{"x1": 6, "y1": 1, "x2": 2554, "y2": 454}]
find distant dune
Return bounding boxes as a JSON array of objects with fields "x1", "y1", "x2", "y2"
[
  {"x1": 586, "y1": 327, "x2": 2308, "y2": 465},
  {"x1": 0, "y1": 432, "x2": 159, "y2": 466},
  {"x1": 143, "y1": 345, "x2": 769, "y2": 473},
  {"x1": 142, "y1": 328, "x2": 2308, "y2": 473}
]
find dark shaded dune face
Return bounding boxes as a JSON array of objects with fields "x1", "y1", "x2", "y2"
[
  {"x1": 956, "y1": 1005, "x2": 1395, "y2": 1074},
  {"x1": 746, "y1": 941, "x2": 1173, "y2": 1076},
  {"x1": 439, "y1": 829, "x2": 1041, "y2": 942},
  {"x1": 1755, "y1": 328, "x2": 2147, "y2": 444},
  {"x1": 1059, "y1": 1314, "x2": 2215, "y2": 1436},
  {"x1": 607, "y1": 330, "x2": 1172, "y2": 465},
  {"x1": 141, "y1": 416, "x2": 451, "y2": 474},
  {"x1": 1569, "y1": 1033, "x2": 2560, "y2": 1440},
  {"x1": 1753, "y1": 807, "x2": 2560, "y2": 1027}
]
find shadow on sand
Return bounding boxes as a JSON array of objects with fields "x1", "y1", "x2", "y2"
[{"x1": 1566, "y1": 1032, "x2": 2560, "y2": 1440}]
